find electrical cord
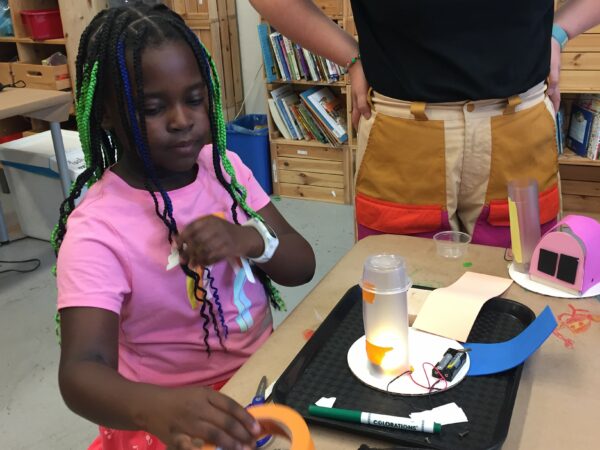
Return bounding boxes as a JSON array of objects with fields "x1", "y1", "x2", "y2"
[
  {"x1": 0, "y1": 258, "x2": 41, "y2": 274},
  {"x1": 0, "y1": 79, "x2": 26, "y2": 92},
  {"x1": 0, "y1": 237, "x2": 42, "y2": 274}
]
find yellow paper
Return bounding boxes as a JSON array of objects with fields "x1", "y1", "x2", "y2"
[
  {"x1": 508, "y1": 198, "x2": 522, "y2": 263},
  {"x1": 412, "y1": 272, "x2": 513, "y2": 342}
]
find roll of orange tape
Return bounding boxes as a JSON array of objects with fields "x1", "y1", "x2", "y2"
[{"x1": 201, "y1": 404, "x2": 315, "y2": 450}]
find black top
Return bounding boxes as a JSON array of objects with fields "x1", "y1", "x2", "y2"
[{"x1": 349, "y1": 0, "x2": 554, "y2": 102}]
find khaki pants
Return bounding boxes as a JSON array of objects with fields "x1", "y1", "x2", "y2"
[{"x1": 355, "y1": 82, "x2": 560, "y2": 247}]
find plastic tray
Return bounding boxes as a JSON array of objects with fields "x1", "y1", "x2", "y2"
[{"x1": 273, "y1": 285, "x2": 535, "y2": 450}]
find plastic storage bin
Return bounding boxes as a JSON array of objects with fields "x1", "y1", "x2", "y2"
[
  {"x1": 20, "y1": 9, "x2": 63, "y2": 40},
  {"x1": 226, "y1": 114, "x2": 272, "y2": 195},
  {"x1": 0, "y1": 130, "x2": 85, "y2": 240}
]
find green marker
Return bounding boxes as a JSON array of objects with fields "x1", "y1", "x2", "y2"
[{"x1": 308, "y1": 405, "x2": 442, "y2": 434}]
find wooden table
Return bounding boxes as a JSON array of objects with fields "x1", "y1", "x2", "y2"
[
  {"x1": 222, "y1": 235, "x2": 600, "y2": 450},
  {"x1": 0, "y1": 88, "x2": 72, "y2": 242}
]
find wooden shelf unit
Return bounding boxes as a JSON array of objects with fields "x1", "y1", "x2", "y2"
[
  {"x1": 262, "y1": 0, "x2": 355, "y2": 205},
  {"x1": 555, "y1": 1, "x2": 600, "y2": 215},
  {"x1": 164, "y1": 0, "x2": 244, "y2": 121}
]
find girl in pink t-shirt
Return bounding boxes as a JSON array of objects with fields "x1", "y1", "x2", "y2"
[{"x1": 53, "y1": 4, "x2": 315, "y2": 450}]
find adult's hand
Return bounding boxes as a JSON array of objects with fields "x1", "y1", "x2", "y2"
[
  {"x1": 349, "y1": 61, "x2": 371, "y2": 129},
  {"x1": 547, "y1": 37, "x2": 562, "y2": 113}
]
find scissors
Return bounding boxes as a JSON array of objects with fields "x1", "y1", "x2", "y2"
[{"x1": 247, "y1": 376, "x2": 271, "y2": 448}]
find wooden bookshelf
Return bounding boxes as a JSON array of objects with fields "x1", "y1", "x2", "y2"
[
  {"x1": 164, "y1": 0, "x2": 244, "y2": 121},
  {"x1": 261, "y1": 0, "x2": 355, "y2": 205},
  {"x1": 555, "y1": 2, "x2": 600, "y2": 215}
]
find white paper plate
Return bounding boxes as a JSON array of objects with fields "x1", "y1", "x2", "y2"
[
  {"x1": 347, "y1": 329, "x2": 469, "y2": 396},
  {"x1": 508, "y1": 262, "x2": 600, "y2": 299}
]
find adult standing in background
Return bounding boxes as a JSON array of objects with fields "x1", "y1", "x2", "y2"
[{"x1": 250, "y1": 0, "x2": 600, "y2": 246}]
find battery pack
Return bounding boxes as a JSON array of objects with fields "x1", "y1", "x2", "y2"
[{"x1": 432, "y1": 348, "x2": 468, "y2": 382}]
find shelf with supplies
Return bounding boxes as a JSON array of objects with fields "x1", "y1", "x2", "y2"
[
  {"x1": 258, "y1": 0, "x2": 356, "y2": 205},
  {"x1": 557, "y1": 93, "x2": 600, "y2": 215}
]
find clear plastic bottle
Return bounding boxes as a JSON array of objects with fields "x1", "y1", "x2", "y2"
[{"x1": 361, "y1": 254, "x2": 412, "y2": 375}]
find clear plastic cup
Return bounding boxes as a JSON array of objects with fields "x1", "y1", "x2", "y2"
[
  {"x1": 433, "y1": 231, "x2": 471, "y2": 259},
  {"x1": 360, "y1": 254, "x2": 412, "y2": 375}
]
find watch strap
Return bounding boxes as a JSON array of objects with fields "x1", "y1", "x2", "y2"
[{"x1": 552, "y1": 24, "x2": 569, "y2": 50}]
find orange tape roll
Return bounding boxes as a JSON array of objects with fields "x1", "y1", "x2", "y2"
[{"x1": 201, "y1": 404, "x2": 315, "y2": 450}]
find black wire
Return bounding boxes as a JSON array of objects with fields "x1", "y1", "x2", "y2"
[
  {"x1": 386, "y1": 370, "x2": 413, "y2": 392},
  {"x1": 0, "y1": 258, "x2": 41, "y2": 274},
  {"x1": 0, "y1": 236, "x2": 29, "y2": 246}
]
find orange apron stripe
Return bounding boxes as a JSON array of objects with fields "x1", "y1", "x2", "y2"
[
  {"x1": 487, "y1": 184, "x2": 560, "y2": 227},
  {"x1": 356, "y1": 193, "x2": 442, "y2": 235}
]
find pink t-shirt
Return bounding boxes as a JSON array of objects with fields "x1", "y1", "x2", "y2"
[{"x1": 57, "y1": 146, "x2": 273, "y2": 387}]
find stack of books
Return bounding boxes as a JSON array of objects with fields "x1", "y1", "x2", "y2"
[
  {"x1": 566, "y1": 94, "x2": 600, "y2": 160},
  {"x1": 258, "y1": 23, "x2": 345, "y2": 83},
  {"x1": 268, "y1": 85, "x2": 348, "y2": 145}
]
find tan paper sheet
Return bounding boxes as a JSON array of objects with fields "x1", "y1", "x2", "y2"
[{"x1": 412, "y1": 272, "x2": 513, "y2": 341}]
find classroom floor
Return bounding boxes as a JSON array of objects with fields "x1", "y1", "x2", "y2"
[{"x1": 0, "y1": 195, "x2": 355, "y2": 449}]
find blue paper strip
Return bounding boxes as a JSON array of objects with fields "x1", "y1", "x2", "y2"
[{"x1": 466, "y1": 306, "x2": 557, "y2": 376}]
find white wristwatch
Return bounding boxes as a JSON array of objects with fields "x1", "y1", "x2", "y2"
[{"x1": 242, "y1": 218, "x2": 279, "y2": 263}]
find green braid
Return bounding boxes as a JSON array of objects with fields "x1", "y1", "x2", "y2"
[
  {"x1": 50, "y1": 61, "x2": 100, "y2": 255},
  {"x1": 51, "y1": 61, "x2": 102, "y2": 340},
  {"x1": 202, "y1": 46, "x2": 285, "y2": 310},
  {"x1": 77, "y1": 61, "x2": 100, "y2": 184},
  {"x1": 203, "y1": 51, "x2": 257, "y2": 221}
]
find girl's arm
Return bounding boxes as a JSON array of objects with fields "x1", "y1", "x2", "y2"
[
  {"x1": 252, "y1": 202, "x2": 316, "y2": 286},
  {"x1": 58, "y1": 307, "x2": 260, "y2": 449}
]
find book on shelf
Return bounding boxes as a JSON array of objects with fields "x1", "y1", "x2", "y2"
[
  {"x1": 260, "y1": 24, "x2": 345, "y2": 83},
  {"x1": 268, "y1": 32, "x2": 289, "y2": 80},
  {"x1": 268, "y1": 99, "x2": 292, "y2": 140},
  {"x1": 566, "y1": 95, "x2": 600, "y2": 160},
  {"x1": 578, "y1": 95, "x2": 600, "y2": 160},
  {"x1": 300, "y1": 86, "x2": 348, "y2": 144},
  {"x1": 268, "y1": 84, "x2": 348, "y2": 145},
  {"x1": 257, "y1": 23, "x2": 277, "y2": 83},
  {"x1": 271, "y1": 85, "x2": 299, "y2": 139}
]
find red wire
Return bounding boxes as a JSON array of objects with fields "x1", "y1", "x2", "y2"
[
  {"x1": 425, "y1": 362, "x2": 448, "y2": 391},
  {"x1": 407, "y1": 362, "x2": 449, "y2": 392}
]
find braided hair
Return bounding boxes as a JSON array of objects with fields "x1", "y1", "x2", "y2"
[{"x1": 52, "y1": 3, "x2": 284, "y2": 350}]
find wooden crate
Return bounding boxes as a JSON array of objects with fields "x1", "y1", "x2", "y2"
[
  {"x1": 559, "y1": 153, "x2": 600, "y2": 213},
  {"x1": 271, "y1": 142, "x2": 352, "y2": 204},
  {"x1": 314, "y1": 0, "x2": 343, "y2": 19},
  {"x1": 11, "y1": 62, "x2": 70, "y2": 90},
  {"x1": 0, "y1": 62, "x2": 13, "y2": 85},
  {"x1": 559, "y1": 19, "x2": 600, "y2": 93}
]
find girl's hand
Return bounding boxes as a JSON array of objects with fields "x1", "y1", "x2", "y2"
[
  {"x1": 175, "y1": 215, "x2": 263, "y2": 267},
  {"x1": 146, "y1": 386, "x2": 260, "y2": 450}
]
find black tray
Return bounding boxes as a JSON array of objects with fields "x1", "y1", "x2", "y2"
[{"x1": 272, "y1": 285, "x2": 535, "y2": 450}]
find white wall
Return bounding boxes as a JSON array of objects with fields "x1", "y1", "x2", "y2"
[{"x1": 236, "y1": 0, "x2": 267, "y2": 115}]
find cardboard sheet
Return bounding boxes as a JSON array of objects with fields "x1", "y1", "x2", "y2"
[
  {"x1": 466, "y1": 306, "x2": 557, "y2": 376},
  {"x1": 412, "y1": 272, "x2": 513, "y2": 342}
]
